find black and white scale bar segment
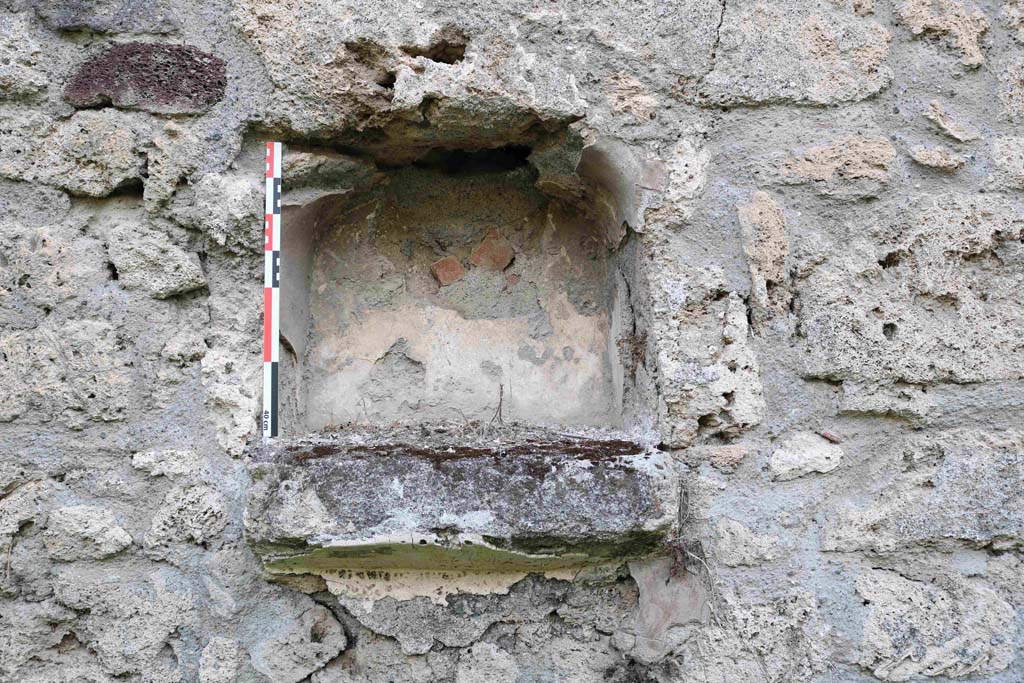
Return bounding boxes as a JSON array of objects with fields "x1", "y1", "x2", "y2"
[{"x1": 263, "y1": 142, "x2": 282, "y2": 442}]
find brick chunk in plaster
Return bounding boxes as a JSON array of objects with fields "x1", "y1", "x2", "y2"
[
  {"x1": 625, "y1": 557, "x2": 709, "y2": 663},
  {"x1": 430, "y1": 255, "x2": 466, "y2": 286},
  {"x1": 469, "y1": 230, "x2": 515, "y2": 271}
]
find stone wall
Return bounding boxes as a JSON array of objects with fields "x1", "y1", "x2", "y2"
[{"x1": 1, "y1": 0, "x2": 1022, "y2": 681}]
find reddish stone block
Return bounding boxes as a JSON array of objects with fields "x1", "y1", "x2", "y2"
[
  {"x1": 430, "y1": 256, "x2": 466, "y2": 286},
  {"x1": 470, "y1": 230, "x2": 515, "y2": 271},
  {"x1": 64, "y1": 42, "x2": 226, "y2": 115}
]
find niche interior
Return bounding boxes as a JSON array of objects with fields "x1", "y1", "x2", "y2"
[{"x1": 274, "y1": 138, "x2": 656, "y2": 436}]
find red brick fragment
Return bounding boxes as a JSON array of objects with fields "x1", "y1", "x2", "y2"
[
  {"x1": 470, "y1": 230, "x2": 515, "y2": 271},
  {"x1": 430, "y1": 256, "x2": 466, "y2": 286}
]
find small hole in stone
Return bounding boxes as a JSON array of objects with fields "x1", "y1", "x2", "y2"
[
  {"x1": 878, "y1": 251, "x2": 901, "y2": 269},
  {"x1": 106, "y1": 262, "x2": 119, "y2": 281},
  {"x1": 697, "y1": 413, "x2": 720, "y2": 428},
  {"x1": 882, "y1": 322, "x2": 897, "y2": 340},
  {"x1": 402, "y1": 38, "x2": 467, "y2": 64},
  {"x1": 376, "y1": 71, "x2": 397, "y2": 90},
  {"x1": 418, "y1": 539, "x2": 427, "y2": 545}
]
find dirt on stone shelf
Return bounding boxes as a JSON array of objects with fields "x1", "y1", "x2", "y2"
[{"x1": 262, "y1": 421, "x2": 648, "y2": 464}]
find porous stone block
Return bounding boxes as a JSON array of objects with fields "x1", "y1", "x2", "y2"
[
  {"x1": 106, "y1": 229, "x2": 207, "y2": 299},
  {"x1": 780, "y1": 135, "x2": 896, "y2": 199},
  {"x1": 856, "y1": 570, "x2": 1016, "y2": 681},
  {"x1": 769, "y1": 431, "x2": 844, "y2": 480},
  {"x1": 909, "y1": 144, "x2": 967, "y2": 171},
  {"x1": 0, "y1": 110, "x2": 145, "y2": 197},
  {"x1": 43, "y1": 505, "x2": 132, "y2": 562},
  {"x1": 244, "y1": 425, "x2": 680, "y2": 573},
  {"x1": 0, "y1": 14, "x2": 50, "y2": 102},
  {"x1": 696, "y1": 0, "x2": 892, "y2": 106},
  {"x1": 64, "y1": 43, "x2": 226, "y2": 114},
  {"x1": 31, "y1": 0, "x2": 181, "y2": 33}
]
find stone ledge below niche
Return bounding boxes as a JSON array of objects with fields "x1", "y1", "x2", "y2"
[{"x1": 243, "y1": 422, "x2": 681, "y2": 577}]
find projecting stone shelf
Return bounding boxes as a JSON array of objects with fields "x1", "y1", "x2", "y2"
[{"x1": 244, "y1": 423, "x2": 680, "y2": 574}]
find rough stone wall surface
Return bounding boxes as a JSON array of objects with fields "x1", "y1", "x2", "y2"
[{"x1": 0, "y1": 0, "x2": 1022, "y2": 681}]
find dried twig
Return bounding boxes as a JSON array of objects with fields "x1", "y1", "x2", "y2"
[{"x1": 490, "y1": 384, "x2": 504, "y2": 425}]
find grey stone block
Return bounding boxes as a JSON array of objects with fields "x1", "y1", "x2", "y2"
[{"x1": 244, "y1": 425, "x2": 680, "y2": 573}]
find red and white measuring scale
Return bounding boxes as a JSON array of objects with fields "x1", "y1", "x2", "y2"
[{"x1": 263, "y1": 142, "x2": 282, "y2": 443}]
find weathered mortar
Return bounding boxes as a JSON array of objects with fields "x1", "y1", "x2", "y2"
[{"x1": 1, "y1": 0, "x2": 1023, "y2": 681}]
